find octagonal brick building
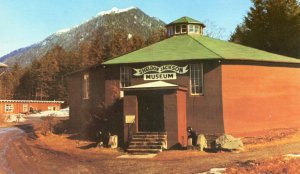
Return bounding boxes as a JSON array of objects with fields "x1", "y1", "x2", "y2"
[{"x1": 68, "y1": 16, "x2": 300, "y2": 150}]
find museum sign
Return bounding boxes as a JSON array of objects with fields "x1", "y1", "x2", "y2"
[{"x1": 133, "y1": 65, "x2": 189, "y2": 80}]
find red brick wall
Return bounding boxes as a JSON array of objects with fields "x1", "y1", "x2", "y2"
[
  {"x1": 68, "y1": 67, "x2": 107, "y2": 130},
  {"x1": 222, "y1": 63, "x2": 300, "y2": 136},
  {"x1": 129, "y1": 61, "x2": 224, "y2": 135},
  {"x1": 104, "y1": 66, "x2": 121, "y2": 107},
  {"x1": 186, "y1": 62, "x2": 224, "y2": 134},
  {"x1": 68, "y1": 71, "x2": 84, "y2": 130},
  {"x1": 163, "y1": 90, "x2": 179, "y2": 148},
  {"x1": 123, "y1": 94, "x2": 138, "y2": 143},
  {"x1": 177, "y1": 90, "x2": 187, "y2": 147}
]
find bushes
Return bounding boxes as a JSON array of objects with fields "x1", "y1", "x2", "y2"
[
  {"x1": 84, "y1": 100, "x2": 123, "y2": 145},
  {"x1": 37, "y1": 99, "x2": 123, "y2": 147},
  {"x1": 39, "y1": 116, "x2": 68, "y2": 136}
]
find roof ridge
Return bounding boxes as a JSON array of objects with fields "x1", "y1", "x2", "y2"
[{"x1": 187, "y1": 35, "x2": 223, "y2": 59}]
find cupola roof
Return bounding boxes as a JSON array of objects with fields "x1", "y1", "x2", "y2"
[{"x1": 166, "y1": 16, "x2": 205, "y2": 27}]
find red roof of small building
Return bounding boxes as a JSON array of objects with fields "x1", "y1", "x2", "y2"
[{"x1": 0, "y1": 100, "x2": 64, "y2": 103}]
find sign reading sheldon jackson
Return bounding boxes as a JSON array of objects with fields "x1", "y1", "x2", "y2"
[{"x1": 133, "y1": 65, "x2": 189, "y2": 80}]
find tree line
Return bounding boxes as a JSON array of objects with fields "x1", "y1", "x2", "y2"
[
  {"x1": 231, "y1": 0, "x2": 300, "y2": 58},
  {"x1": 0, "y1": 28, "x2": 166, "y2": 104}
]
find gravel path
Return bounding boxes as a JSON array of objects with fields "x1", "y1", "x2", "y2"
[
  {"x1": 0, "y1": 125, "x2": 300, "y2": 174},
  {"x1": 0, "y1": 127, "x2": 23, "y2": 174}
]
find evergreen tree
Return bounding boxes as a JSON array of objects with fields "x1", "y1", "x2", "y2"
[
  {"x1": 230, "y1": 0, "x2": 300, "y2": 58},
  {"x1": 0, "y1": 63, "x2": 23, "y2": 99},
  {"x1": 15, "y1": 68, "x2": 33, "y2": 99},
  {"x1": 127, "y1": 35, "x2": 146, "y2": 53},
  {"x1": 89, "y1": 28, "x2": 105, "y2": 64},
  {"x1": 108, "y1": 29, "x2": 129, "y2": 58},
  {"x1": 10, "y1": 63, "x2": 23, "y2": 98},
  {"x1": 0, "y1": 72, "x2": 15, "y2": 99},
  {"x1": 147, "y1": 29, "x2": 167, "y2": 45}
]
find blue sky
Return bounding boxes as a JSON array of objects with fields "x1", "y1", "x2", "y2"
[{"x1": 0, "y1": 0, "x2": 252, "y2": 57}]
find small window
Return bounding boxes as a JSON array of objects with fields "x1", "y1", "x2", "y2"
[
  {"x1": 189, "y1": 25, "x2": 194, "y2": 33},
  {"x1": 195, "y1": 25, "x2": 199, "y2": 33},
  {"x1": 181, "y1": 25, "x2": 187, "y2": 33},
  {"x1": 5, "y1": 104, "x2": 14, "y2": 113},
  {"x1": 23, "y1": 104, "x2": 28, "y2": 112},
  {"x1": 83, "y1": 72, "x2": 90, "y2": 99},
  {"x1": 175, "y1": 25, "x2": 181, "y2": 34},
  {"x1": 120, "y1": 67, "x2": 132, "y2": 88},
  {"x1": 48, "y1": 106, "x2": 56, "y2": 111},
  {"x1": 190, "y1": 64, "x2": 203, "y2": 95}
]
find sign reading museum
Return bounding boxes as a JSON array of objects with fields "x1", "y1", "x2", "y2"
[{"x1": 133, "y1": 65, "x2": 189, "y2": 80}]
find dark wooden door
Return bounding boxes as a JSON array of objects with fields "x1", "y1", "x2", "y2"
[{"x1": 138, "y1": 92, "x2": 164, "y2": 132}]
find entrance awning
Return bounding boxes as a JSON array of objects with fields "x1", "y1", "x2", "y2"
[{"x1": 123, "y1": 81, "x2": 187, "y2": 91}]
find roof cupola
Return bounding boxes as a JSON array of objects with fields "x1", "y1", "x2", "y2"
[{"x1": 166, "y1": 16, "x2": 205, "y2": 37}]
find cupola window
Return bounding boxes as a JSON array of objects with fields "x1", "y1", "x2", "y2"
[
  {"x1": 195, "y1": 25, "x2": 199, "y2": 33},
  {"x1": 189, "y1": 25, "x2": 194, "y2": 33},
  {"x1": 166, "y1": 16, "x2": 205, "y2": 37},
  {"x1": 181, "y1": 25, "x2": 187, "y2": 33},
  {"x1": 175, "y1": 25, "x2": 181, "y2": 34}
]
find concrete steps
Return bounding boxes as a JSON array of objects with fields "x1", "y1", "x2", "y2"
[{"x1": 127, "y1": 132, "x2": 167, "y2": 154}]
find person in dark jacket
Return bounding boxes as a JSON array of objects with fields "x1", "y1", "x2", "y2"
[{"x1": 187, "y1": 126, "x2": 197, "y2": 146}]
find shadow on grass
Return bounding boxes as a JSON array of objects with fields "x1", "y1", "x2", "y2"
[
  {"x1": 67, "y1": 133, "x2": 92, "y2": 141},
  {"x1": 67, "y1": 133, "x2": 100, "y2": 150},
  {"x1": 78, "y1": 142, "x2": 98, "y2": 149}
]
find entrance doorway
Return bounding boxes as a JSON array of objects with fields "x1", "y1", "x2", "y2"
[{"x1": 138, "y1": 92, "x2": 164, "y2": 132}]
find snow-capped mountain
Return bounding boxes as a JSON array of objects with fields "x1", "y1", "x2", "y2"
[{"x1": 0, "y1": 7, "x2": 165, "y2": 67}]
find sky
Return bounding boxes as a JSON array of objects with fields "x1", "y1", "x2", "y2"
[{"x1": 0, "y1": 0, "x2": 252, "y2": 57}]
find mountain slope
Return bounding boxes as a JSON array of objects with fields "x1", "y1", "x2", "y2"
[{"x1": 0, "y1": 7, "x2": 166, "y2": 67}]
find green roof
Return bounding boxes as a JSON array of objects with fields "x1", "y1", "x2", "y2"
[
  {"x1": 166, "y1": 16, "x2": 205, "y2": 27},
  {"x1": 103, "y1": 34, "x2": 300, "y2": 65}
]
